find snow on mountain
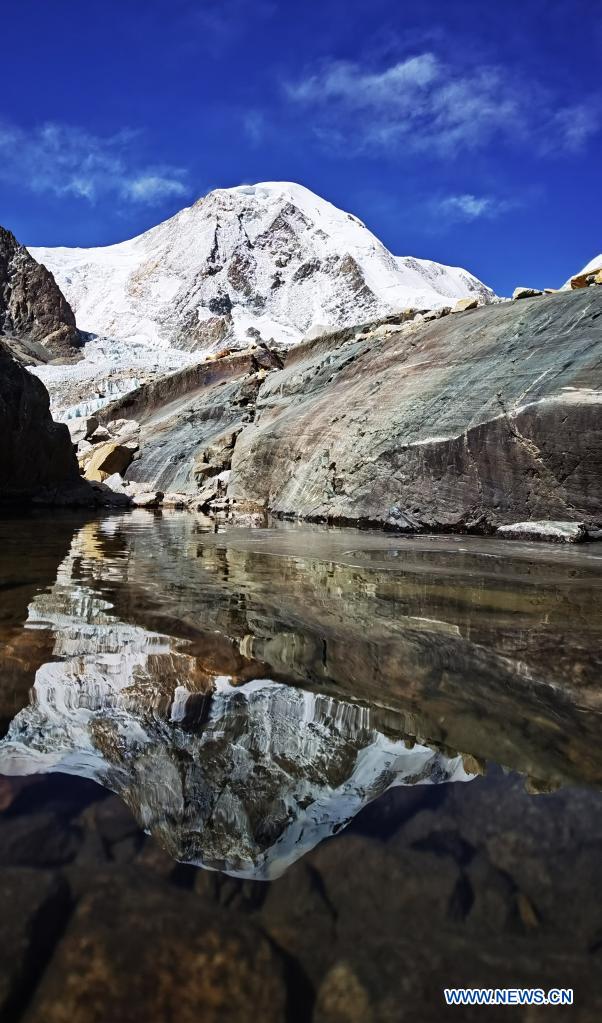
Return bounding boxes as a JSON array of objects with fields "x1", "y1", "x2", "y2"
[{"x1": 31, "y1": 181, "x2": 494, "y2": 356}]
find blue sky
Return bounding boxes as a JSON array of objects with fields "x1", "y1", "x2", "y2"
[{"x1": 1, "y1": 0, "x2": 601, "y2": 294}]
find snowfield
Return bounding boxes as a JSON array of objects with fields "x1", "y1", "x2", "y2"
[{"x1": 29, "y1": 181, "x2": 494, "y2": 418}]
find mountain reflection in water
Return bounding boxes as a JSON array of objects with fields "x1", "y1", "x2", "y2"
[{"x1": 0, "y1": 511, "x2": 601, "y2": 1020}]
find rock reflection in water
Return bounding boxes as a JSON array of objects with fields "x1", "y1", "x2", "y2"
[
  {"x1": 1, "y1": 511, "x2": 602, "y2": 880},
  {"x1": 0, "y1": 523, "x2": 471, "y2": 877},
  {"x1": 1, "y1": 512, "x2": 602, "y2": 1021}
]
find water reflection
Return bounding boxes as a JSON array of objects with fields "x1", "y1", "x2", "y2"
[{"x1": 1, "y1": 512, "x2": 601, "y2": 880}]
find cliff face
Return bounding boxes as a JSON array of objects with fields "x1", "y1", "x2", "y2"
[
  {"x1": 0, "y1": 341, "x2": 79, "y2": 499},
  {"x1": 0, "y1": 227, "x2": 82, "y2": 363},
  {"x1": 229, "y1": 289, "x2": 602, "y2": 530}
]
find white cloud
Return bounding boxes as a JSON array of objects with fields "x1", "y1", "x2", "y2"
[
  {"x1": 289, "y1": 53, "x2": 440, "y2": 107},
  {"x1": 0, "y1": 121, "x2": 189, "y2": 205},
  {"x1": 123, "y1": 175, "x2": 188, "y2": 202},
  {"x1": 431, "y1": 193, "x2": 516, "y2": 223},
  {"x1": 549, "y1": 105, "x2": 600, "y2": 153},
  {"x1": 286, "y1": 54, "x2": 600, "y2": 157}
]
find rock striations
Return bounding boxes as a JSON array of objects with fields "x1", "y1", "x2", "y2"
[
  {"x1": 229, "y1": 288, "x2": 602, "y2": 532},
  {"x1": 97, "y1": 288, "x2": 602, "y2": 534},
  {"x1": 0, "y1": 226, "x2": 82, "y2": 363}
]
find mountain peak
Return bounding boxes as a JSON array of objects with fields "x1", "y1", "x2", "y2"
[{"x1": 30, "y1": 180, "x2": 493, "y2": 355}]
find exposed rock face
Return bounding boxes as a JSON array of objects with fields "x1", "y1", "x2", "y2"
[
  {"x1": 97, "y1": 348, "x2": 280, "y2": 495},
  {"x1": 572, "y1": 268, "x2": 602, "y2": 289},
  {"x1": 0, "y1": 226, "x2": 82, "y2": 362},
  {"x1": 229, "y1": 288, "x2": 602, "y2": 531},
  {"x1": 30, "y1": 181, "x2": 493, "y2": 353},
  {"x1": 0, "y1": 341, "x2": 79, "y2": 500}
]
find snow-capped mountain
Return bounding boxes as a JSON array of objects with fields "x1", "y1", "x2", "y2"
[{"x1": 31, "y1": 182, "x2": 494, "y2": 354}]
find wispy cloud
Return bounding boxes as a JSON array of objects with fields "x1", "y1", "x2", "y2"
[
  {"x1": 243, "y1": 110, "x2": 267, "y2": 146},
  {"x1": 286, "y1": 53, "x2": 600, "y2": 157},
  {"x1": 0, "y1": 121, "x2": 189, "y2": 205},
  {"x1": 430, "y1": 193, "x2": 517, "y2": 223}
]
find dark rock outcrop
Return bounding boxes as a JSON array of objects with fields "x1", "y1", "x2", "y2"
[
  {"x1": 229, "y1": 288, "x2": 602, "y2": 531},
  {"x1": 0, "y1": 226, "x2": 82, "y2": 363},
  {"x1": 0, "y1": 341, "x2": 79, "y2": 500}
]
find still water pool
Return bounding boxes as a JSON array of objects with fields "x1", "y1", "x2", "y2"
[{"x1": 0, "y1": 510, "x2": 601, "y2": 1021}]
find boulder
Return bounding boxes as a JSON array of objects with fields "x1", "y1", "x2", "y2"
[
  {"x1": 0, "y1": 226, "x2": 82, "y2": 360},
  {"x1": 102, "y1": 472, "x2": 130, "y2": 494},
  {"x1": 122, "y1": 480, "x2": 149, "y2": 497},
  {"x1": 423, "y1": 307, "x2": 451, "y2": 321},
  {"x1": 193, "y1": 460, "x2": 221, "y2": 481},
  {"x1": 162, "y1": 492, "x2": 190, "y2": 509},
  {"x1": 570, "y1": 266, "x2": 602, "y2": 289},
  {"x1": 107, "y1": 418, "x2": 141, "y2": 445},
  {"x1": 131, "y1": 491, "x2": 164, "y2": 508},
  {"x1": 88, "y1": 425, "x2": 111, "y2": 444},
  {"x1": 496, "y1": 520, "x2": 587, "y2": 543},
  {"x1": 512, "y1": 287, "x2": 543, "y2": 300},
  {"x1": 194, "y1": 482, "x2": 219, "y2": 508},
  {"x1": 76, "y1": 447, "x2": 95, "y2": 473},
  {"x1": 83, "y1": 443, "x2": 134, "y2": 483},
  {"x1": 66, "y1": 416, "x2": 98, "y2": 445},
  {"x1": 451, "y1": 297, "x2": 479, "y2": 313}
]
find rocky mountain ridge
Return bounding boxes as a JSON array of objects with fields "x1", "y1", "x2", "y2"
[{"x1": 0, "y1": 227, "x2": 82, "y2": 363}]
